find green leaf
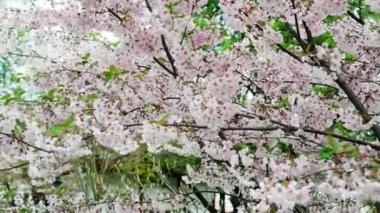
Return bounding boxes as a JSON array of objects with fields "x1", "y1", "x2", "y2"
[
  {"x1": 49, "y1": 126, "x2": 64, "y2": 136},
  {"x1": 343, "y1": 52, "x2": 358, "y2": 63},
  {"x1": 333, "y1": 121, "x2": 356, "y2": 138},
  {"x1": 360, "y1": 130, "x2": 376, "y2": 141},
  {"x1": 168, "y1": 139, "x2": 182, "y2": 148},
  {"x1": 80, "y1": 53, "x2": 91, "y2": 65},
  {"x1": 137, "y1": 67, "x2": 150, "y2": 80},
  {"x1": 323, "y1": 15, "x2": 344, "y2": 25},
  {"x1": 319, "y1": 147, "x2": 334, "y2": 160},
  {"x1": 86, "y1": 31, "x2": 101, "y2": 39},
  {"x1": 18, "y1": 208, "x2": 32, "y2": 213},
  {"x1": 329, "y1": 103, "x2": 340, "y2": 110},
  {"x1": 313, "y1": 31, "x2": 337, "y2": 48},
  {"x1": 278, "y1": 97, "x2": 290, "y2": 108},
  {"x1": 276, "y1": 141, "x2": 289, "y2": 153},
  {"x1": 192, "y1": 13, "x2": 209, "y2": 29},
  {"x1": 103, "y1": 65, "x2": 124, "y2": 82},
  {"x1": 313, "y1": 85, "x2": 337, "y2": 98},
  {"x1": 272, "y1": 19, "x2": 299, "y2": 48},
  {"x1": 49, "y1": 116, "x2": 78, "y2": 136},
  {"x1": 215, "y1": 37, "x2": 234, "y2": 52},
  {"x1": 104, "y1": 71, "x2": 113, "y2": 82},
  {"x1": 345, "y1": 145, "x2": 360, "y2": 159},
  {"x1": 13, "y1": 87, "x2": 25, "y2": 99},
  {"x1": 1, "y1": 94, "x2": 14, "y2": 104},
  {"x1": 233, "y1": 141, "x2": 257, "y2": 154},
  {"x1": 150, "y1": 114, "x2": 170, "y2": 125},
  {"x1": 202, "y1": 0, "x2": 220, "y2": 18},
  {"x1": 41, "y1": 88, "x2": 56, "y2": 101},
  {"x1": 327, "y1": 136, "x2": 342, "y2": 153},
  {"x1": 15, "y1": 29, "x2": 31, "y2": 38},
  {"x1": 0, "y1": 87, "x2": 26, "y2": 104},
  {"x1": 79, "y1": 94, "x2": 99, "y2": 102},
  {"x1": 165, "y1": 1, "x2": 181, "y2": 15},
  {"x1": 111, "y1": 41, "x2": 120, "y2": 47},
  {"x1": 14, "y1": 119, "x2": 27, "y2": 136}
]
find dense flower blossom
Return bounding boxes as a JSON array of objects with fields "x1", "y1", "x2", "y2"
[{"x1": 0, "y1": 0, "x2": 379, "y2": 212}]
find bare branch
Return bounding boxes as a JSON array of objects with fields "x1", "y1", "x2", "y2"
[
  {"x1": 153, "y1": 56, "x2": 176, "y2": 77},
  {"x1": 276, "y1": 44, "x2": 303, "y2": 63},
  {"x1": 302, "y1": 21, "x2": 315, "y2": 52},
  {"x1": 160, "y1": 35, "x2": 178, "y2": 78},
  {"x1": 347, "y1": 10, "x2": 365, "y2": 25},
  {"x1": 236, "y1": 113, "x2": 380, "y2": 151},
  {"x1": 335, "y1": 74, "x2": 380, "y2": 141},
  {"x1": 144, "y1": 0, "x2": 153, "y2": 12},
  {"x1": 107, "y1": 7, "x2": 123, "y2": 23},
  {"x1": 0, "y1": 132, "x2": 52, "y2": 153},
  {"x1": 284, "y1": 22, "x2": 307, "y2": 51},
  {"x1": 0, "y1": 162, "x2": 29, "y2": 172}
]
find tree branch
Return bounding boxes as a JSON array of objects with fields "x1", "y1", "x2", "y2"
[
  {"x1": 0, "y1": 162, "x2": 29, "y2": 172},
  {"x1": 153, "y1": 56, "x2": 176, "y2": 77},
  {"x1": 160, "y1": 35, "x2": 178, "y2": 78},
  {"x1": 0, "y1": 132, "x2": 52, "y2": 153},
  {"x1": 302, "y1": 21, "x2": 315, "y2": 52},
  {"x1": 290, "y1": 0, "x2": 301, "y2": 41},
  {"x1": 236, "y1": 113, "x2": 380, "y2": 151},
  {"x1": 284, "y1": 22, "x2": 307, "y2": 51},
  {"x1": 277, "y1": 20, "x2": 380, "y2": 142},
  {"x1": 106, "y1": 7, "x2": 123, "y2": 23},
  {"x1": 144, "y1": 0, "x2": 153, "y2": 12},
  {"x1": 234, "y1": 70, "x2": 265, "y2": 95},
  {"x1": 347, "y1": 10, "x2": 365, "y2": 25},
  {"x1": 334, "y1": 74, "x2": 380, "y2": 142},
  {"x1": 276, "y1": 44, "x2": 303, "y2": 63}
]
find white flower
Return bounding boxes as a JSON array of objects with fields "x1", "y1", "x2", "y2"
[{"x1": 291, "y1": 113, "x2": 300, "y2": 128}]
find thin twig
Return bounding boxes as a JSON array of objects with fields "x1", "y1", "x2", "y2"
[
  {"x1": 0, "y1": 162, "x2": 29, "y2": 172},
  {"x1": 277, "y1": 20, "x2": 380, "y2": 142},
  {"x1": 290, "y1": 0, "x2": 301, "y2": 39},
  {"x1": 284, "y1": 22, "x2": 307, "y2": 51},
  {"x1": 234, "y1": 70, "x2": 265, "y2": 95},
  {"x1": 0, "y1": 132, "x2": 52, "y2": 153},
  {"x1": 302, "y1": 21, "x2": 315, "y2": 52},
  {"x1": 237, "y1": 113, "x2": 380, "y2": 150},
  {"x1": 160, "y1": 35, "x2": 178, "y2": 78},
  {"x1": 358, "y1": 0, "x2": 363, "y2": 21},
  {"x1": 153, "y1": 56, "x2": 176, "y2": 77},
  {"x1": 276, "y1": 44, "x2": 303, "y2": 63},
  {"x1": 107, "y1": 7, "x2": 123, "y2": 23},
  {"x1": 144, "y1": 0, "x2": 153, "y2": 12},
  {"x1": 347, "y1": 10, "x2": 365, "y2": 25}
]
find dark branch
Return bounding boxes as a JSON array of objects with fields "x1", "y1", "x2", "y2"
[
  {"x1": 192, "y1": 187, "x2": 217, "y2": 213},
  {"x1": 290, "y1": 0, "x2": 301, "y2": 40},
  {"x1": 347, "y1": 10, "x2": 365, "y2": 25},
  {"x1": 284, "y1": 22, "x2": 307, "y2": 51},
  {"x1": 302, "y1": 21, "x2": 315, "y2": 52},
  {"x1": 276, "y1": 44, "x2": 303, "y2": 63},
  {"x1": 277, "y1": 23, "x2": 380, "y2": 142},
  {"x1": 153, "y1": 56, "x2": 176, "y2": 77},
  {"x1": 0, "y1": 162, "x2": 29, "y2": 172},
  {"x1": 0, "y1": 132, "x2": 52, "y2": 153},
  {"x1": 358, "y1": 0, "x2": 363, "y2": 21},
  {"x1": 107, "y1": 7, "x2": 123, "y2": 23},
  {"x1": 220, "y1": 126, "x2": 279, "y2": 131},
  {"x1": 234, "y1": 70, "x2": 265, "y2": 95},
  {"x1": 160, "y1": 35, "x2": 178, "y2": 78},
  {"x1": 236, "y1": 113, "x2": 380, "y2": 151},
  {"x1": 144, "y1": 0, "x2": 153, "y2": 12},
  {"x1": 334, "y1": 74, "x2": 380, "y2": 142},
  {"x1": 334, "y1": 75, "x2": 370, "y2": 122}
]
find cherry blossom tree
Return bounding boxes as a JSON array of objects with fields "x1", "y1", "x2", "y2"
[{"x1": 0, "y1": 0, "x2": 380, "y2": 212}]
